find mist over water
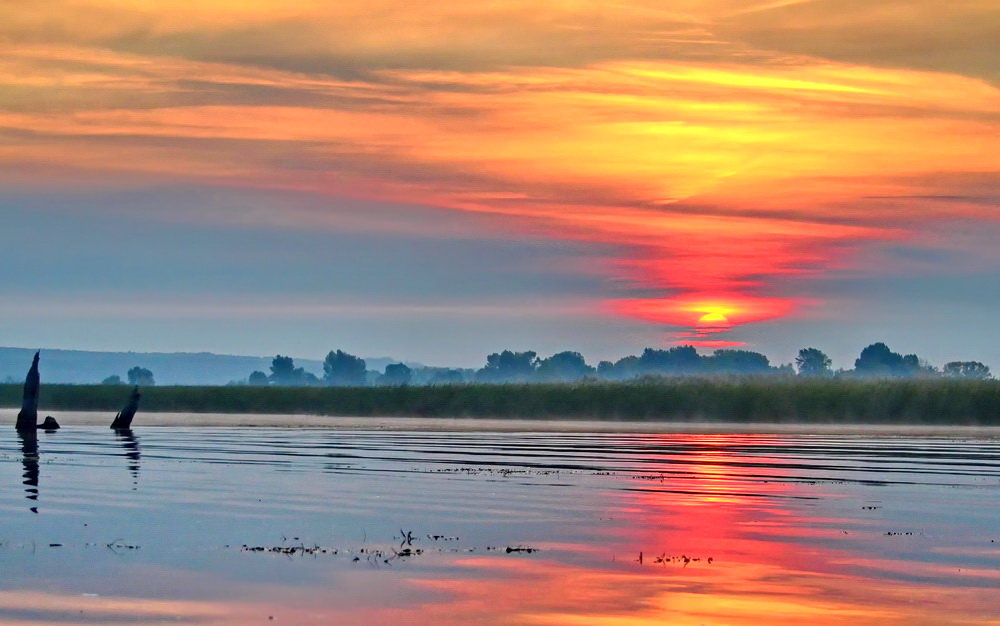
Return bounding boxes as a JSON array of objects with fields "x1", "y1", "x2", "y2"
[{"x1": 1, "y1": 427, "x2": 997, "y2": 624}]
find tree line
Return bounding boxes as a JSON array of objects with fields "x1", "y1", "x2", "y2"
[
  {"x1": 100, "y1": 366, "x2": 155, "y2": 386},
  {"x1": 226, "y1": 342, "x2": 991, "y2": 387}
]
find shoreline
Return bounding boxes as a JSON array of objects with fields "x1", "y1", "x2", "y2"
[{"x1": 3, "y1": 410, "x2": 999, "y2": 435}]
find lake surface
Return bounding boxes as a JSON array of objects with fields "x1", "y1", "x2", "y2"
[{"x1": 1, "y1": 427, "x2": 997, "y2": 625}]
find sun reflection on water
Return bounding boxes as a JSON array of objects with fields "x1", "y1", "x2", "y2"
[{"x1": 0, "y1": 428, "x2": 996, "y2": 625}]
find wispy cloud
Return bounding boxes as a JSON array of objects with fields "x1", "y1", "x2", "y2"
[{"x1": 0, "y1": 1, "x2": 997, "y2": 345}]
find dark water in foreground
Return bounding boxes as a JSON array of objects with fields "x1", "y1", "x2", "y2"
[{"x1": 0, "y1": 427, "x2": 997, "y2": 625}]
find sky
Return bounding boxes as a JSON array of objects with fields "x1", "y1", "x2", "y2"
[{"x1": 0, "y1": 0, "x2": 997, "y2": 369}]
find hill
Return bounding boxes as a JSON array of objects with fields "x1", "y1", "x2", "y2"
[{"x1": 0, "y1": 347, "x2": 410, "y2": 386}]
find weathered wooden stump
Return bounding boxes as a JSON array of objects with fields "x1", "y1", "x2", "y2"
[
  {"x1": 15, "y1": 352, "x2": 40, "y2": 432},
  {"x1": 111, "y1": 386, "x2": 142, "y2": 429}
]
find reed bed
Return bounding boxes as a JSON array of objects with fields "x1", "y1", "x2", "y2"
[{"x1": 2, "y1": 378, "x2": 998, "y2": 424}]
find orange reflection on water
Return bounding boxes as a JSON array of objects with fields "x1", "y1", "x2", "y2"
[
  {"x1": 5, "y1": 553, "x2": 992, "y2": 626},
  {"x1": 412, "y1": 434, "x2": 997, "y2": 625},
  {"x1": 405, "y1": 555, "x2": 995, "y2": 626},
  {"x1": 3, "y1": 434, "x2": 995, "y2": 625},
  {"x1": 344, "y1": 435, "x2": 1000, "y2": 626}
]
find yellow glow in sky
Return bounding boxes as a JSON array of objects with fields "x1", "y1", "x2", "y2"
[{"x1": 0, "y1": 0, "x2": 996, "y2": 343}]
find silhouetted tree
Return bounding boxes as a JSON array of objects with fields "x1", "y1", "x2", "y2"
[
  {"x1": 248, "y1": 371, "x2": 269, "y2": 386},
  {"x1": 854, "y1": 343, "x2": 906, "y2": 377},
  {"x1": 378, "y1": 363, "x2": 412, "y2": 386},
  {"x1": 601, "y1": 355, "x2": 641, "y2": 380},
  {"x1": 705, "y1": 349, "x2": 771, "y2": 373},
  {"x1": 638, "y1": 346, "x2": 703, "y2": 375},
  {"x1": 943, "y1": 361, "x2": 991, "y2": 379},
  {"x1": 269, "y1": 355, "x2": 296, "y2": 384},
  {"x1": 101, "y1": 375, "x2": 124, "y2": 385},
  {"x1": 127, "y1": 366, "x2": 155, "y2": 386},
  {"x1": 476, "y1": 350, "x2": 538, "y2": 383},
  {"x1": 796, "y1": 348, "x2": 832, "y2": 377},
  {"x1": 909, "y1": 356, "x2": 937, "y2": 376},
  {"x1": 269, "y1": 355, "x2": 317, "y2": 386},
  {"x1": 775, "y1": 363, "x2": 796, "y2": 376},
  {"x1": 323, "y1": 350, "x2": 367, "y2": 386},
  {"x1": 535, "y1": 351, "x2": 595, "y2": 382}
]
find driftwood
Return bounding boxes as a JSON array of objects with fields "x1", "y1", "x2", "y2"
[
  {"x1": 14, "y1": 352, "x2": 61, "y2": 431},
  {"x1": 15, "y1": 352, "x2": 40, "y2": 431},
  {"x1": 110, "y1": 386, "x2": 142, "y2": 429}
]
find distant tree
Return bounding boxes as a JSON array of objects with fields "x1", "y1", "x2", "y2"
[
  {"x1": 269, "y1": 355, "x2": 297, "y2": 385},
  {"x1": 775, "y1": 363, "x2": 796, "y2": 376},
  {"x1": 270, "y1": 355, "x2": 296, "y2": 382},
  {"x1": 638, "y1": 346, "x2": 703, "y2": 375},
  {"x1": 475, "y1": 350, "x2": 538, "y2": 383},
  {"x1": 323, "y1": 350, "x2": 367, "y2": 386},
  {"x1": 101, "y1": 374, "x2": 124, "y2": 385},
  {"x1": 943, "y1": 361, "x2": 991, "y2": 379},
  {"x1": 854, "y1": 343, "x2": 906, "y2": 377},
  {"x1": 796, "y1": 348, "x2": 832, "y2": 377},
  {"x1": 705, "y1": 349, "x2": 771, "y2": 374},
  {"x1": 535, "y1": 351, "x2": 595, "y2": 382},
  {"x1": 248, "y1": 371, "x2": 270, "y2": 386},
  {"x1": 378, "y1": 363, "x2": 412, "y2": 386},
  {"x1": 269, "y1": 355, "x2": 316, "y2": 386},
  {"x1": 906, "y1": 355, "x2": 938, "y2": 377},
  {"x1": 428, "y1": 369, "x2": 466, "y2": 385},
  {"x1": 901, "y1": 353, "x2": 920, "y2": 371},
  {"x1": 600, "y1": 355, "x2": 641, "y2": 380},
  {"x1": 127, "y1": 366, "x2": 155, "y2": 386}
]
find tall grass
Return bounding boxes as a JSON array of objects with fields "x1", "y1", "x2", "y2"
[{"x1": 2, "y1": 378, "x2": 998, "y2": 424}]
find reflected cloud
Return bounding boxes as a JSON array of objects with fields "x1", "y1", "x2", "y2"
[
  {"x1": 0, "y1": 429, "x2": 996, "y2": 624},
  {"x1": 405, "y1": 555, "x2": 994, "y2": 625},
  {"x1": 0, "y1": 590, "x2": 236, "y2": 625}
]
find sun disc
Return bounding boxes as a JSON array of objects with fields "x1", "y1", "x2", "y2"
[{"x1": 698, "y1": 312, "x2": 729, "y2": 324}]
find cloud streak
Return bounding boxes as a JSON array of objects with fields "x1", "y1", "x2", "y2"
[{"x1": 0, "y1": 2, "x2": 997, "y2": 345}]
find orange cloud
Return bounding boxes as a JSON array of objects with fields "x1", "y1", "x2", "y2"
[{"x1": 0, "y1": 2, "x2": 997, "y2": 343}]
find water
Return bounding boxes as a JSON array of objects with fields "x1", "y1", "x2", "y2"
[{"x1": 1, "y1": 427, "x2": 997, "y2": 624}]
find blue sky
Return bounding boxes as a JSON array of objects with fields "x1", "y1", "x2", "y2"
[
  {"x1": 2, "y1": 184, "x2": 997, "y2": 369},
  {"x1": 0, "y1": 1, "x2": 997, "y2": 370}
]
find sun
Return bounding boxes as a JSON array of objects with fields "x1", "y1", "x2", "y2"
[{"x1": 698, "y1": 312, "x2": 729, "y2": 324}]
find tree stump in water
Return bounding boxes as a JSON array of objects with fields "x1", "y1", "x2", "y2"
[
  {"x1": 111, "y1": 387, "x2": 142, "y2": 429},
  {"x1": 15, "y1": 352, "x2": 40, "y2": 432}
]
